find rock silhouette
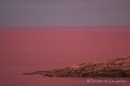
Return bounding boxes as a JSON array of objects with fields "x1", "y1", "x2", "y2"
[{"x1": 23, "y1": 56, "x2": 130, "y2": 77}]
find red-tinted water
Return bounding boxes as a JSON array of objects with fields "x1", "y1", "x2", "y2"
[
  {"x1": 0, "y1": 30, "x2": 130, "y2": 86},
  {"x1": 0, "y1": 31, "x2": 130, "y2": 73}
]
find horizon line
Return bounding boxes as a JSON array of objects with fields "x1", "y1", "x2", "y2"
[
  {"x1": 0, "y1": 26, "x2": 130, "y2": 27},
  {"x1": 0, "y1": 26, "x2": 130, "y2": 32}
]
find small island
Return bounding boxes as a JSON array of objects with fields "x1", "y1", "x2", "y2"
[{"x1": 23, "y1": 56, "x2": 130, "y2": 77}]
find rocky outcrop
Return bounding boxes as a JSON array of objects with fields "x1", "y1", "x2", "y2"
[{"x1": 23, "y1": 56, "x2": 130, "y2": 77}]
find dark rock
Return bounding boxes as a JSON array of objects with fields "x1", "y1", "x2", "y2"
[
  {"x1": 23, "y1": 56, "x2": 130, "y2": 77},
  {"x1": 98, "y1": 71, "x2": 123, "y2": 77}
]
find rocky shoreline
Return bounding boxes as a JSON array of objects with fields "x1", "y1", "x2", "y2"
[{"x1": 23, "y1": 56, "x2": 130, "y2": 77}]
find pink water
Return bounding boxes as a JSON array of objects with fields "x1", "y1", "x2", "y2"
[{"x1": 0, "y1": 29, "x2": 130, "y2": 86}]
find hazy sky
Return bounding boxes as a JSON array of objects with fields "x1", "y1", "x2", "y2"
[{"x1": 0, "y1": 0, "x2": 130, "y2": 26}]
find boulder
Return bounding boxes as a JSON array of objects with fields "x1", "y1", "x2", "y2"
[
  {"x1": 23, "y1": 56, "x2": 130, "y2": 77},
  {"x1": 98, "y1": 71, "x2": 123, "y2": 77}
]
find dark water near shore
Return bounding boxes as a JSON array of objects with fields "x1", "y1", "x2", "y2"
[
  {"x1": 0, "y1": 75, "x2": 130, "y2": 86},
  {"x1": 0, "y1": 31, "x2": 130, "y2": 86}
]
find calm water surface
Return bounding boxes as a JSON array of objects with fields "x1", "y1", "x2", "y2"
[
  {"x1": 0, "y1": 32, "x2": 130, "y2": 86},
  {"x1": 0, "y1": 75, "x2": 130, "y2": 86}
]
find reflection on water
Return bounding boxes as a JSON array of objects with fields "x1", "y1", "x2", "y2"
[
  {"x1": 0, "y1": 75, "x2": 129, "y2": 86},
  {"x1": 0, "y1": 32, "x2": 130, "y2": 86}
]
